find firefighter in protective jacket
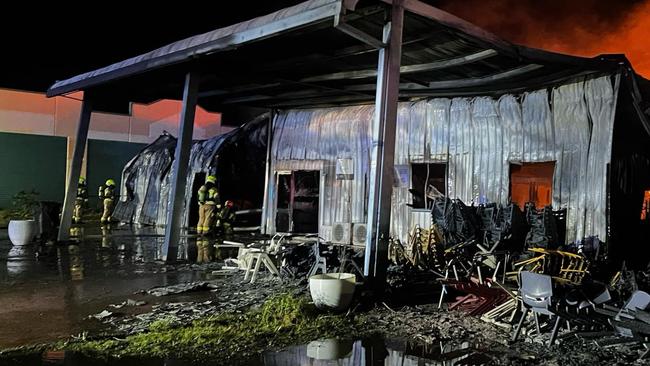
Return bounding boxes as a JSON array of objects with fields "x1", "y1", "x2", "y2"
[
  {"x1": 217, "y1": 200, "x2": 236, "y2": 235},
  {"x1": 197, "y1": 175, "x2": 220, "y2": 235},
  {"x1": 73, "y1": 177, "x2": 88, "y2": 223},
  {"x1": 101, "y1": 179, "x2": 117, "y2": 224}
]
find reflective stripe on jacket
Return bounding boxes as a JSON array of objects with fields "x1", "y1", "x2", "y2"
[
  {"x1": 198, "y1": 183, "x2": 219, "y2": 205},
  {"x1": 77, "y1": 185, "x2": 88, "y2": 200},
  {"x1": 104, "y1": 185, "x2": 116, "y2": 200}
]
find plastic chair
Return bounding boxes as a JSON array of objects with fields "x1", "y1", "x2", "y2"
[
  {"x1": 512, "y1": 271, "x2": 564, "y2": 346},
  {"x1": 241, "y1": 236, "x2": 285, "y2": 284},
  {"x1": 243, "y1": 249, "x2": 281, "y2": 284},
  {"x1": 612, "y1": 290, "x2": 650, "y2": 338}
]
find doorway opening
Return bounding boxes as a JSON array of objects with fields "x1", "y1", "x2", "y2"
[
  {"x1": 510, "y1": 162, "x2": 555, "y2": 209},
  {"x1": 275, "y1": 170, "x2": 320, "y2": 233},
  {"x1": 410, "y1": 163, "x2": 446, "y2": 209}
]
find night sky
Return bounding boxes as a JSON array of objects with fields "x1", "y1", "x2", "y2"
[{"x1": 2, "y1": 0, "x2": 647, "y2": 92}]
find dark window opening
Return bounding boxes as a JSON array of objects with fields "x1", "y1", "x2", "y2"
[
  {"x1": 510, "y1": 162, "x2": 555, "y2": 209},
  {"x1": 275, "y1": 173, "x2": 292, "y2": 232},
  {"x1": 410, "y1": 163, "x2": 446, "y2": 209},
  {"x1": 275, "y1": 170, "x2": 320, "y2": 233}
]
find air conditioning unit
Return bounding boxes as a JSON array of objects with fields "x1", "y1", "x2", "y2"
[
  {"x1": 352, "y1": 223, "x2": 368, "y2": 246},
  {"x1": 331, "y1": 223, "x2": 351, "y2": 244}
]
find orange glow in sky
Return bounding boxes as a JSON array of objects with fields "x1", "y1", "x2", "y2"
[{"x1": 441, "y1": 0, "x2": 650, "y2": 78}]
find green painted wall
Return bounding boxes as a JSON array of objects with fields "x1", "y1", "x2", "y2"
[
  {"x1": 87, "y1": 139, "x2": 147, "y2": 207},
  {"x1": 0, "y1": 132, "x2": 67, "y2": 208}
]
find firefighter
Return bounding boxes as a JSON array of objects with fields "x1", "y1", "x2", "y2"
[
  {"x1": 100, "y1": 179, "x2": 117, "y2": 225},
  {"x1": 217, "y1": 200, "x2": 236, "y2": 235},
  {"x1": 98, "y1": 183, "x2": 106, "y2": 210},
  {"x1": 196, "y1": 175, "x2": 219, "y2": 235},
  {"x1": 73, "y1": 177, "x2": 88, "y2": 224}
]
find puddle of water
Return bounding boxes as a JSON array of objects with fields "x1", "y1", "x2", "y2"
[
  {"x1": 2, "y1": 337, "x2": 494, "y2": 366},
  {"x1": 0, "y1": 225, "x2": 241, "y2": 349}
]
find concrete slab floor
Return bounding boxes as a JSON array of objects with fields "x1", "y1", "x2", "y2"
[{"x1": 0, "y1": 224, "x2": 226, "y2": 349}]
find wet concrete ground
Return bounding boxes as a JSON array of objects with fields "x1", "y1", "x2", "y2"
[{"x1": 0, "y1": 224, "x2": 219, "y2": 349}]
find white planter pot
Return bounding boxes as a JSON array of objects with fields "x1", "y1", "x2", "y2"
[
  {"x1": 307, "y1": 338, "x2": 353, "y2": 360},
  {"x1": 8, "y1": 220, "x2": 37, "y2": 246},
  {"x1": 309, "y1": 273, "x2": 356, "y2": 312}
]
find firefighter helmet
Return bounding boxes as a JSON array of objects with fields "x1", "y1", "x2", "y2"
[
  {"x1": 206, "y1": 175, "x2": 217, "y2": 184},
  {"x1": 105, "y1": 179, "x2": 116, "y2": 186}
]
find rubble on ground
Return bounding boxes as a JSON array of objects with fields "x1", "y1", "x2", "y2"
[
  {"x1": 91, "y1": 273, "x2": 303, "y2": 335},
  {"x1": 356, "y1": 304, "x2": 650, "y2": 365},
  {"x1": 143, "y1": 281, "x2": 219, "y2": 296},
  {"x1": 109, "y1": 299, "x2": 147, "y2": 308}
]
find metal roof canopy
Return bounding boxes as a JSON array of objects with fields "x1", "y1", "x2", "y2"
[
  {"x1": 51, "y1": 0, "x2": 625, "y2": 285},
  {"x1": 47, "y1": 0, "x2": 617, "y2": 111}
]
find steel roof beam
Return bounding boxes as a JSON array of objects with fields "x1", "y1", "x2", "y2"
[
  {"x1": 427, "y1": 64, "x2": 543, "y2": 88},
  {"x1": 300, "y1": 48, "x2": 498, "y2": 82}
]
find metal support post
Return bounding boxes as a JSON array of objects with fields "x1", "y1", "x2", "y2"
[
  {"x1": 363, "y1": 1, "x2": 404, "y2": 289},
  {"x1": 161, "y1": 72, "x2": 200, "y2": 262},
  {"x1": 58, "y1": 97, "x2": 93, "y2": 241},
  {"x1": 260, "y1": 110, "x2": 275, "y2": 234}
]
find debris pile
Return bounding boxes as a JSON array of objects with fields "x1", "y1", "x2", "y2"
[
  {"x1": 88, "y1": 274, "x2": 304, "y2": 335},
  {"x1": 382, "y1": 195, "x2": 650, "y2": 360}
]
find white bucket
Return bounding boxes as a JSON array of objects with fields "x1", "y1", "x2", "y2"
[
  {"x1": 309, "y1": 273, "x2": 356, "y2": 312},
  {"x1": 8, "y1": 220, "x2": 37, "y2": 246}
]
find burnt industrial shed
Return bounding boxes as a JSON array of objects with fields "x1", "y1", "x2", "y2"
[
  {"x1": 46, "y1": 0, "x2": 650, "y2": 274},
  {"x1": 112, "y1": 113, "x2": 268, "y2": 228}
]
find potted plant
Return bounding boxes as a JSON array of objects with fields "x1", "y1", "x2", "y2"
[{"x1": 7, "y1": 190, "x2": 40, "y2": 246}]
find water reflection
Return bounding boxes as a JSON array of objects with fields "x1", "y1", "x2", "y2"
[
  {"x1": 2, "y1": 224, "x2": 244, "y2": 284},
  {"x1": 8, "y1": 337, "x2": 493, "y2": 366},
  {"x1": 0, "y1": 225, "x2": 215, "y2": 349},
  {"x1": 6, "y1": 245, "x2": 35, "y2": 277},
  {"x1": 101, "y1": 225, "x2": 114, "y2": 249},
  {"x1": 306, "y1": 338, "x2": 354, "y2": 360},
  {"x1": 68, "y1": 245, "x2": 84, "y2": 280},
  {"x1": 262, "y1": 337, "x2": 491, "y2": 366},
  {"x1": 196, "y1": 238, "x2": 213, "y2": 263}
]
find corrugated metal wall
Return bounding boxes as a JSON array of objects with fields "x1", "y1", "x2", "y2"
[
  {"x1": 265, "y1": 75, "x2": 620, "y2": 244},
  {"x1": 115, "y1": 114, "x2": 269, "y2": 227}
]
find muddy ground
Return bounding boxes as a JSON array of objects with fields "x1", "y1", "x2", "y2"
[
  {"x1": 2, "y1": 225, "x2": 650, "y2": 365},
  {"x1": 3, "y1": 270, "x2": 649, "y2": 365}
]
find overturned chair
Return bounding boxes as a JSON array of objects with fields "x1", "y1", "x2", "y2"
[{"x1": 593, "y1": 290, "x2": 650, "y2": 359}]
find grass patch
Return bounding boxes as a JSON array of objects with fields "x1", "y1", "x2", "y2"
[{"x1": 60, "y1": 293, "x2": 355, "y2": 362}]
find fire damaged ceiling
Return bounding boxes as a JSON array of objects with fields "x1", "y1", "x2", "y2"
[{"x1": 45, "y1": 0, "x2": 642, "y2": 114}]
